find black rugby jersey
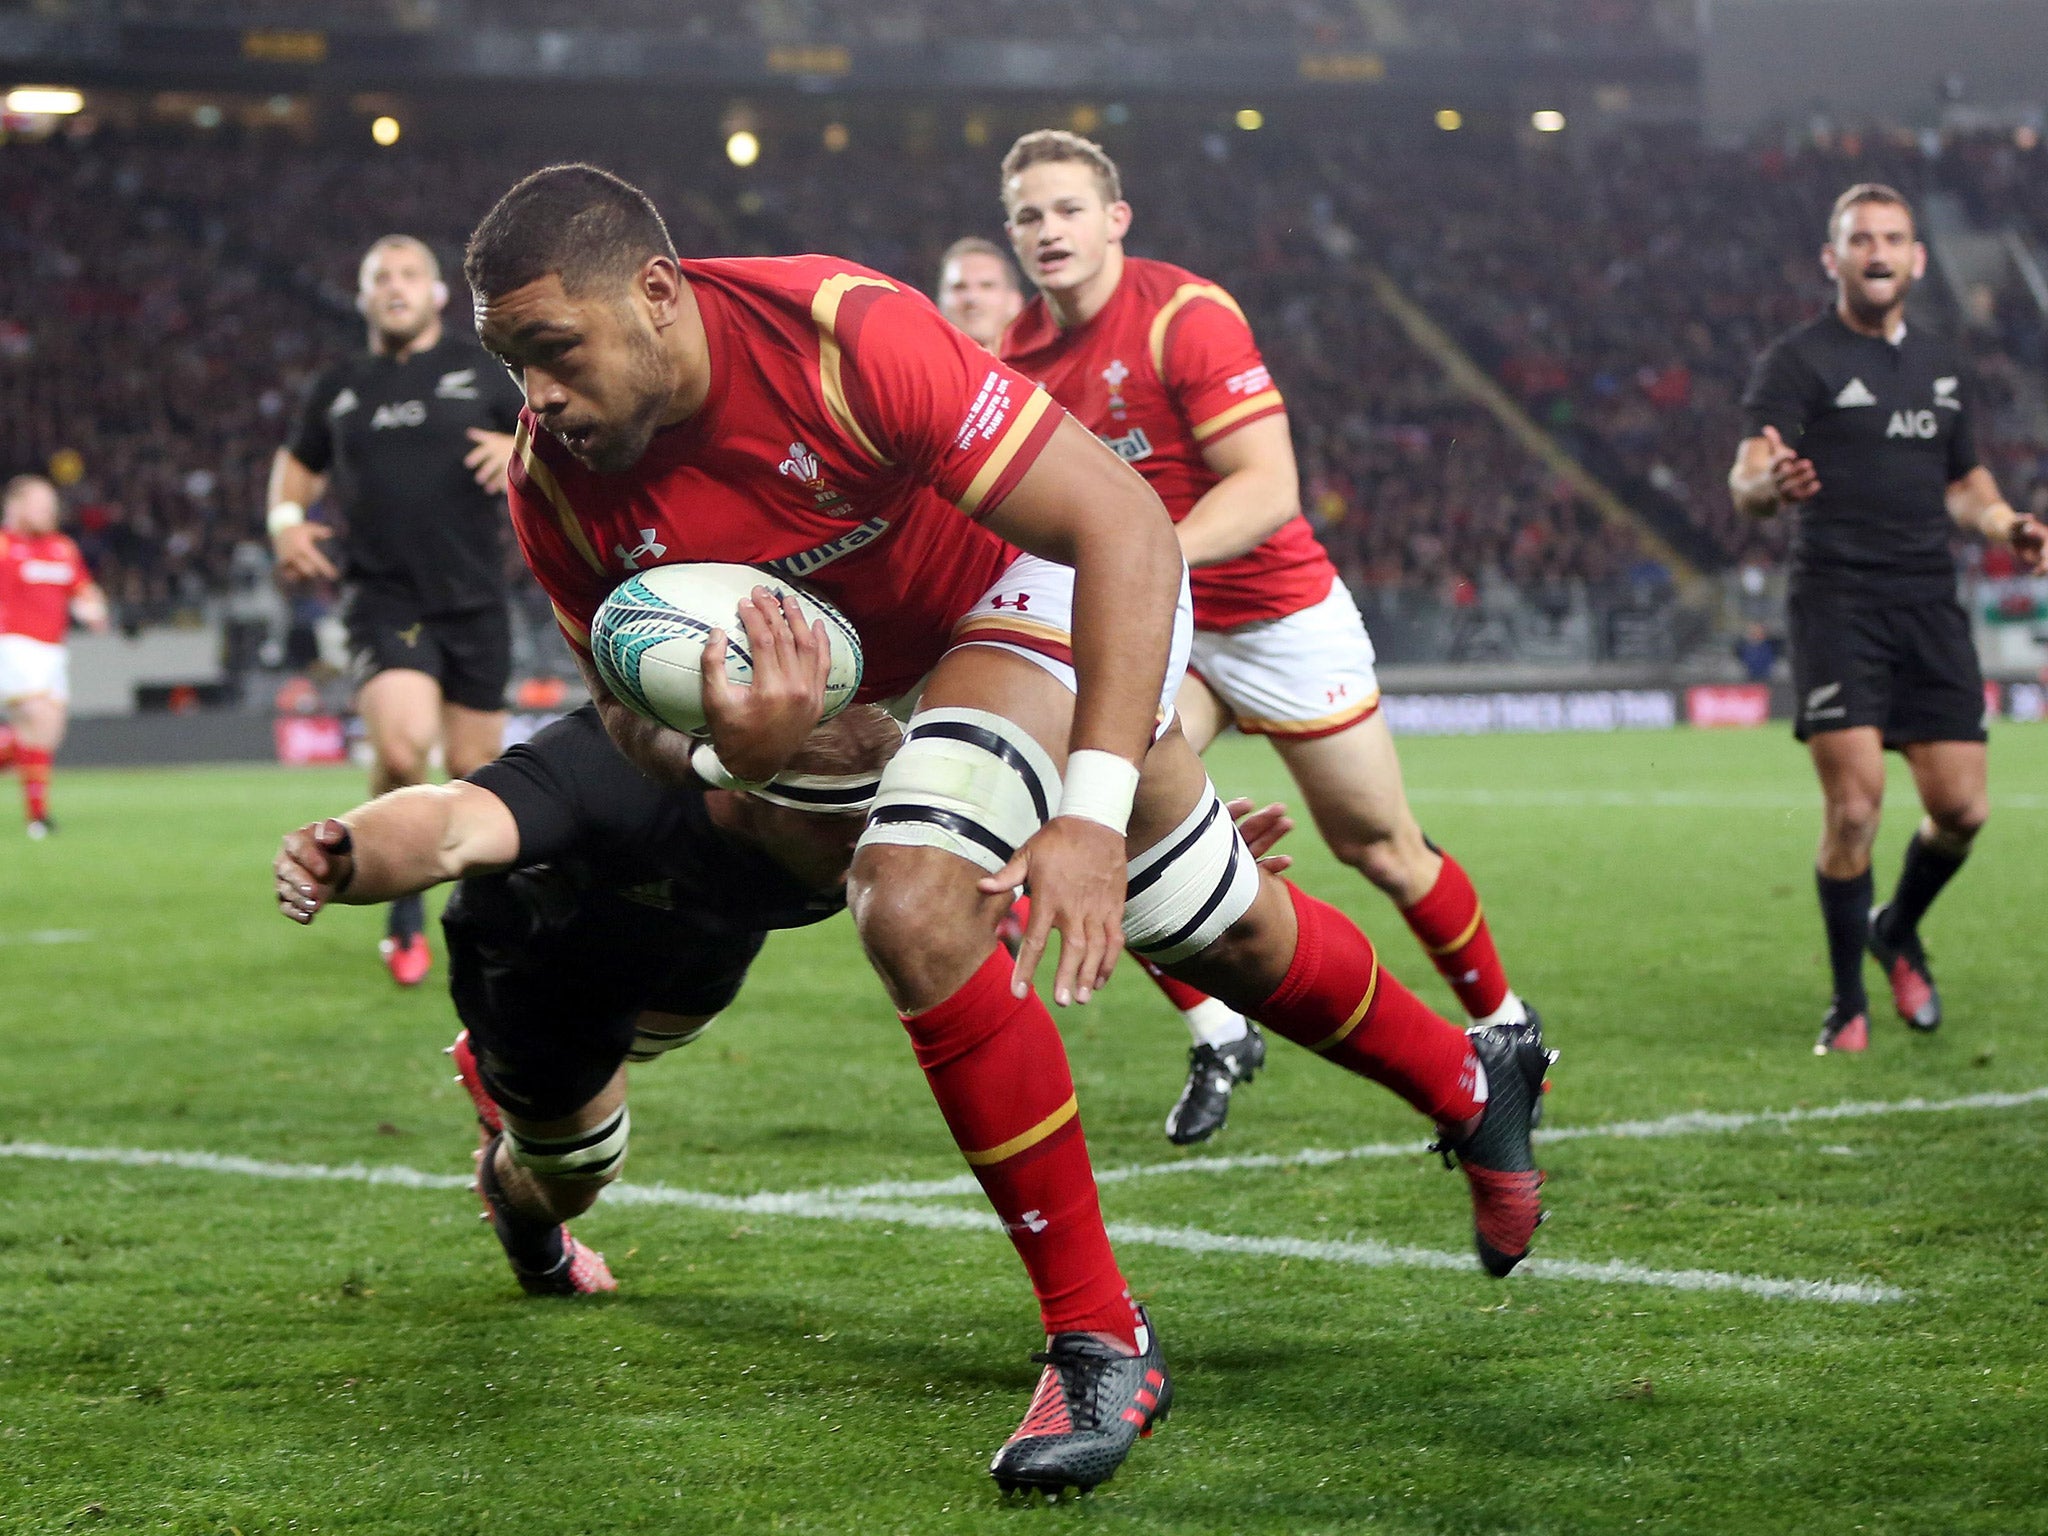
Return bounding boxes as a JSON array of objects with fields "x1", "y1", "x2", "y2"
[
  {"x1": 462, "y1": 704, "x2": 842, "y2": 945},
  {"x1": 287, "y1": 333, "x2": 524, "y2": 614},
  {"x1": 1742, "y1": 312, "x2": 1979, "y2": 598}
]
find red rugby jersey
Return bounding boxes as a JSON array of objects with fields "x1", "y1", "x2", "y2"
[
  {"x1": 0, "y1": 530, "x2": 91, "y2": 644},
  {"x1": 506, "y1": 256, "x2": 1062, "y2": 704},
  {"x1": 1002, "y1": 257, "x2": 1335, "y2": 630}
]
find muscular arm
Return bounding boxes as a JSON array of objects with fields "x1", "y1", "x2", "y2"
[
  {"x1": 572, "y1": 646, "x2": 702, "y2": 789},
  {"x1": 981, "y1": 413, "x2": 1185, "y2": 765},
  {"x1": 274, "y1": 781, "x2": 520, "y2": 922},
  {"x1": 1175, "y1": 414, "x2": 1302, "y2": 567}
]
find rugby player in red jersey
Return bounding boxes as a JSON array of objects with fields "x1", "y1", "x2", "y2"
[
  {"x1": 936, "y1": 236, "x2": 1026, "y2": 355},
  {"x1": 997, "y1": 131, "x2": 1541, "y2": 1145},
  {"x1": 0, "y1": 475, "x2": 109, "y2": 838},
  {"x1": 463, "y1": 164, "x2": 1553, "y2": 1495}
]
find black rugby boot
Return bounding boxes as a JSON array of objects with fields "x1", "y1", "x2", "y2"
[{"x1": 989, "y1": 1309, "x2": 1172, "y2": 1496}]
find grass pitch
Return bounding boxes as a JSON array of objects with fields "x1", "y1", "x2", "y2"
[{"x1": 2, "y1": 724, "x2": 2045, "y2": 1534}]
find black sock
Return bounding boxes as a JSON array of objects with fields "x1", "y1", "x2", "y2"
[
  {"x1": 478, "y1": 1140, "x2": 566, "y2": 1273},
  {"x1": 1816, "y1": 868, "x2": 1873, "y2": 1015},
  {"x1": 1886, "y1": 833, "x2": 1968, "y2": 938},
  {"x1": 386, "y1": 892, "x2": 425, "y2": 942}
]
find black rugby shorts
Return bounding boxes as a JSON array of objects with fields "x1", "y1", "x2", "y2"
[
  {"x1": 443, "y1": 875, "x2": 765, "y2": 1122},
  {"x1": 344, "y1": 587, "x2": 511, "y2": 713},
  {"x1": 1788, "y1": 587, "x2": 1986, "y2": 747}
]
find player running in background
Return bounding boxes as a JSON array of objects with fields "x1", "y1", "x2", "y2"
[
  {"x1": 1730, "y1": 184, "x2": 2046, "y2": 1054},
  {"x1": 0, "y1": 474, "x2": 109, "y2": 838},
  {"x1": 997, "y1": 131, "x2": 1538, "y2": 1144},
  {"x1": 267, "y1": 235, "x2": 524, "y2": 986},
  {"x1": 936, "y1": 236, "x2": 1025, "y2": 354},
  {"x1": 463, "y1": 163, "x2": 1552, "y2": 1495}
]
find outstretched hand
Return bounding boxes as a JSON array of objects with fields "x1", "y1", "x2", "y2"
[
  {"x1": 275, "y1": 818, "x2": 354, "y2": 924},
  {"x1": 1227, "y1": 796, "x2": 1295, "y2": 873},
  {"x1": 1762, "y1": 425, "x2": 1821, "y2": 504},
  {"x1": 700, "y1": 586, "x2": 833, "y2": 783}
]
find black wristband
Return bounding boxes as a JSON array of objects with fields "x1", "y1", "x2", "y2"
[{"x1": 328, "y1": 823, "x2": 357, "y2": 896}]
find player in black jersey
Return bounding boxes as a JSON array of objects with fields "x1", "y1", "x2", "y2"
[
  {"x1": 1730, "y1": 183, "x2": 2046, "y2": 1054},
  {"x1": 267, "y1": 234, "x2": 525, "y2": 988},
  {"x1": 272, "y1": 698, "x2": 906, "y2": 1294}
]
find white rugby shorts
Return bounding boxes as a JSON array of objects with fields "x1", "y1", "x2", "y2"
[
  {"x1": 1188, "y1": 575, "x2": 1380, "y2": 739},
  {"x1": 946, "y1": 552, "x2": 1195, "y2": 729},
  {"x1": 0, "y1": 634, "x2": 68, "y2": 705}
]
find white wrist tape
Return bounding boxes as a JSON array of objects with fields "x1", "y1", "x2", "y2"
[
  {"x1": 266, "y1": 501, "x2": 306, "y2": 536},
  {"x1": 1058, "y1": 749, "x2": 1141, "y2": 835},
  {"x1": 690, "y1": 741, "x2": 770, "y2": 793}
]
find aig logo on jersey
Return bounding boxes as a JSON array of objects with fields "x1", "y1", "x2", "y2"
[
  {"x1": 370, "y1": 400, "x2": 428, "y2": 430},
  {"x1": 1886, "y1": 409, "x2": 1939, "y2": 440}
]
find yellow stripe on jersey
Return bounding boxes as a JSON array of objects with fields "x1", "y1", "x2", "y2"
[
  {"x1": 962, "y1": 1094, "x2": 1079, "y2": 1167},
  {"x1": 956, "y1": 386, "x2": 1053, "y2": 518},
  {"x1": 515, "y1": 420, "x2": 606, "y2": 576},
  {"x1": 1146, "y1": 280, "x2": 1251, "y2": 379},
  {"x1": 810, "y1": 272, "x2": 898, "y2": 467},
  {"x1": 1311, "y1": 952, "x2": 1380, "y2": 1053},
  {"x1": 551, "y1": 601, "x2": 591, "y2": 652},
  {"x1": 1191, "y1": 388, "x2": 1286, "y2": 443}
]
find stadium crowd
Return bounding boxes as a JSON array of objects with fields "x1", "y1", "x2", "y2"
[
  {"x1": 4, "y1": 117, "x2": 2044, "y2": 641},
  {"x1": 79, "y1": 0, "x2": 1691, "y2": 51}
]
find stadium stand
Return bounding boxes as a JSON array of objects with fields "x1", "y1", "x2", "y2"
[{"x1": 4, "y1": 117, "x2": 2043, "y2": 663}]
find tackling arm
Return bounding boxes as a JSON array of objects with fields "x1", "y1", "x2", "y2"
[
  {"x1": 1175, "y1": 414, "x2": 1303, "y2": 567},
  {"x1": 274, "y1": 781, "x2": 520, "y2": 923}
]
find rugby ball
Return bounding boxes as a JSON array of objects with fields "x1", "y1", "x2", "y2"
[{"x1": 589, "y1": 563, "x2": 863, "y2": 735}]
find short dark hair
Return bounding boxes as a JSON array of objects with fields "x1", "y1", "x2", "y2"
[
  {"x1": 1000, "y1": 129, "x2": 1122, "y2": 207},
  {"x1": 1829, "y1": 182, "x2": 1914, "y2": 241},
  {"x1": 464, "y1": 163, "x2": 677, "y2": 301},
  {"x1": 936, "y1": 236, "x2": 1021, "y2": 293}
]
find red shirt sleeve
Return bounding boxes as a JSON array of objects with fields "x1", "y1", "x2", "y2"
[
  {"x1": 62, "y1": 537, "x2": 91, "y2": 595},
  {"x1": 825, "y1": 279, "x2": 1063, "y2": 519},
  {"x1": 505, "y1": 419, "x2": 611, "y2": 653},
  {"x1": 1157, "y1": 288, "x2": 1287, "y2": 449}
]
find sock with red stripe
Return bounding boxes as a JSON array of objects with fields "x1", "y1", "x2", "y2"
[
  {"x1": 1135, "y1": 954, "x2": 1251, "y2": 1049},
  {"x1": 1401, "y1": 848, "x2": 1522, "y2": 1024},
  {"x1": 18, "y1": 747, "x2": 52, "y2": 824},
  {"x1": 903, "y1": 947, "x2": 1139, "y2": 1347},
  {"x1": 1255, "y1": 882, "x2": 1483, "y2": 1126}
]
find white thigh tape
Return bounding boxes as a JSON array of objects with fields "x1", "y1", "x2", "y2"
[
  {"x1": 626, "y1": 1016, "x2": 715, "y2": 1063},
  {"x1": 857, "y1": 707, "x2": 1061, "y2": 875},
  {"x1": 1123, "y1": 783, "x2": 1261, "y2": 966},
  {"x1": 507, "y1": 1106, "x2": 630, "y2": 1181}
]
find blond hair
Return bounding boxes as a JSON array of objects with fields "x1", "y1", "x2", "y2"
[
  {"x1": 1829, "y1": 183, "x2": 1913, "y2": 241},
  {"x1": 1000, "y1": 129, "x2": 1122, "y2": 207}
]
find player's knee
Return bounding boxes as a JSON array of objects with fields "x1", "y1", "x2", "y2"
[
  {"x1": 1822, "y1": 791, "x2": 1882, "y2": 850},
  {"x1": 850, "y1": 849, "x2": 995, "y2": 1006},
  {"x1": 503, "y1": 1105, "x2": 628, "y2": 1217},
  {"x1": 374, "y1": 739, "x2": 430, "y2": 787},
  {"x1": 1929, "y1": 795, "x2": 1988, "y2": 843}
]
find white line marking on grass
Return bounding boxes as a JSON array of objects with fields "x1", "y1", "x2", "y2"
[
  {"x1": 809, "y1": 1084, "x2": 2048, "y2": 1201},
  {"x1": 0, "y1": 1141, "x2": 1906, "y2": 1304},
  {"x1": 1404, "y1": 788, "x2": 2048, "y2": 812},
  {"x1": 0, "y1": 928, "x2": 92, "y2": 946}
]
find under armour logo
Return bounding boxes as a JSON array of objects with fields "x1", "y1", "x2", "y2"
[
  {"x1": 1005, "y1": 1210, "x2": 1050, "y2": 1235},
  {"x1": 987, "y1": 592, "x2": 1031, "y2": 612},
  {"x1": 614, "y1": 529, "x2": 667, "y2": 570}
]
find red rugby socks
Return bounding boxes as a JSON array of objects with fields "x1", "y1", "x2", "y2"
[
  {"x1": 18, "y1": 746, "x2": 51, "y2": 825},
  {"x1": 1401, "y1": 850, "x2": 1517, "y2": 1023},
  {"x1": 902, "y1": 948, "x2": 1140, "y2": 1347},
  {"x1": 1256, "y1": 881, "x2": 1484, "y2": 1127}
]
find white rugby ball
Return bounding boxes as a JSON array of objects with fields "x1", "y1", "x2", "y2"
[{"x1": 589, "y1": 563, "x2": 863, "y2": 735}]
